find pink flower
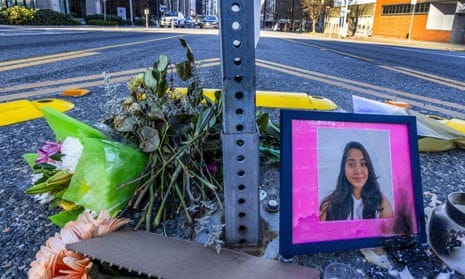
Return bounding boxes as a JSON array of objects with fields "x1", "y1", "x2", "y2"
[
  {"x1": 42, "y1": 141, "x2": 62, "y2": 156},
  {"x1": 28, "y1": 209, "x2": 130, "y2": 278},
  {"x1": 35, "y1": 149, "x2": 52, "y2": 164},
  {"x1": 207, "y1": 163, "x2": 218, "y2": 174},
  {"x1": 35, "y1": 141, "x2": 62, "y2": 165}
]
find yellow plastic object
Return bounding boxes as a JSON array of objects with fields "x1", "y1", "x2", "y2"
[
  {"x1": 0, "y1": 98, "x2": 74, "y2": 126},
  {"x1": 428, "y1": 115, "x2": 465, "y2": 134},
  {"x1": 176, "y1": 88, "x2": 338, "y2": 110},
  {"x1": 62, "y1": 88, "x2": 90, "y2": 97},
  {"x1": 385, "y1": 99, "x2": 412, "y2": 109}
]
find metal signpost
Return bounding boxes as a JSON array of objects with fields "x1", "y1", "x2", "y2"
[{"x1": 219, "y1": 0, "x2": 260, "y2": 244}]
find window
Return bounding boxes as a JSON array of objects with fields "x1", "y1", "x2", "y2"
[{"x1": 382, "y1": 3, "x2": 430, "y2": 15}]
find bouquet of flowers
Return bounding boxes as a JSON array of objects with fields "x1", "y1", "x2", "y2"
[{"x1": 24, "y1": 107, "x2": 148, "y2": 226}]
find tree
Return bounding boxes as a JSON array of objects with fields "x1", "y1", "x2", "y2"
[{"x1": 301, "y1": 0, "x2": 326, "y2": 33}]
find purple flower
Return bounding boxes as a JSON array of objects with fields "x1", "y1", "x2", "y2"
[
  {"x1": 207, "y1": 163, "x2": 218, "y2": 174},
  {"x1": 41, "y1": 141, "x2": 61, "y2": 156},
  {"x1": 35, "y1": 149, "x2": 51, "y2": 164},
  {"x1": 35, "y1": 141, "x2": 61, "y2": 164}
]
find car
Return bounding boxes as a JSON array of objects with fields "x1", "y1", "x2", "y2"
[
  {"x1": 184, "y1": 16, "x2": 195, "y2": 28},
  {"x1": 199, "y1": 15, "x2": 218, "y2": 29},
  {"x1": 160, "y1": 11, "x2": 185, "y2": 28}
]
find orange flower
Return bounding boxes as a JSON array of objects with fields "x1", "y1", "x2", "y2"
[{"x1": 28, "y1": 209, "x2": 130, "y2": 279}]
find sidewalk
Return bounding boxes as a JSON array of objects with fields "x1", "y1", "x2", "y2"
[
  {"x1": 261, "y1": 30, "x2": 465, "y2": 51},
  {"x1": 348, "y1": 34, "x2": 465, "y2": 51}
]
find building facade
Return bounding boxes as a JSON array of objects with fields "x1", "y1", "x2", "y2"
[
  {"x1": 372, "y1": 0, "x2": 465, "y2": 43},
  {"x1": 0, "y1": 0, "x2": 216, "y2": 20}
]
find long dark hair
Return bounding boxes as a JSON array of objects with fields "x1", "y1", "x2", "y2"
[{"x1": 321, "y1": 141, "x2": 382, "y2": 220}]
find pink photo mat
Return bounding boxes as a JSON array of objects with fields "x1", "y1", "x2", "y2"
[{"x1": 291, "y1": 119, "x2": 419, "y2": 244}]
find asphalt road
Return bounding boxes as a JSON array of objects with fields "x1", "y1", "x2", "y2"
[
  {"x1": 1, "y1": 26, "x2": 465, "y2": 278},
  {"x1": 1, "y1": 26, "x2": 465, "y2": 118}
]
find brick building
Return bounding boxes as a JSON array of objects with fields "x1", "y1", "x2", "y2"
[{"x1": 372, "y1": 0, "x2": 465, "y2": 43}]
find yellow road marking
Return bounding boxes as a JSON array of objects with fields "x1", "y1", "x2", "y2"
[
  {"x1": 286, "y1": 38, "x2": 465, "y2": 91},
  {"x1": 2, "y1": 53, "x2": 465, "y2": 118},
  {"x1": 256, "y1": 59, "x2": 465, "y2": 118},
  {"x1": 0, "y1": 52, "x2": 98, "y2": 72},
  {"x1": 0, "y1": 35, "x2": 181, "y2": 72}
]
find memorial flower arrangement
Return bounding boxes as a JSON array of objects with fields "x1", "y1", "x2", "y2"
[{"x1": 25, "y1": 39, "x2": 281, "y2": 277}]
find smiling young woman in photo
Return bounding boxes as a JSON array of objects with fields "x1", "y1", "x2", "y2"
[{"x1": 319, "y1": 141, "x2": 393, "y2": 221}]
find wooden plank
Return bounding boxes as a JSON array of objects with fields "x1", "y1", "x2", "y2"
[{"x1": 68, "y1": 230, "x2": 320, "y2": 279}]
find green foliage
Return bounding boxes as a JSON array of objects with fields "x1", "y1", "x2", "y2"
[
  {"x1": 31, "y1": 9, "x2": 81, "y2": 25},
  {"x1": 86, "y1": 19, "x2": 119, "y2": 26},
  {"x1": 84, "y1": 14, "x2": 126, "y2": 25},
  {"x1": 0, "y1": 7, "x2": 81, "y2": 25},
  {"x1": 107, "y1": 39, "x2": 223, "y2": 230},
  {"x1": 1, "y1": 6, "x2": 35, "y2": 24}
]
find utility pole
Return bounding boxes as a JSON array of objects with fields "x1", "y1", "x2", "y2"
[
  {"x1": 262, "y1": 0, "x2": 268, "y2": 28},
  {"x1": 341, "y1": 0, "x2": 349, "y2": 37},
  {"x1": 291, "y1": 0, "x2": 295, "y2": 31},
  {"x1": 129, "y1": 0, "x2": 134, "y2": 25},
  {"x1": 408, "y1": 0, "x2": 416, "y2": 43}
]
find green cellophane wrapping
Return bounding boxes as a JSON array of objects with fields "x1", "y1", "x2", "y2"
[
  {"x1": 62, "y1": 137, "x2": 148, "y2": 216},
  {"x1": 40, "y1": 107, "x2": 148, "y2": 218},
  {"x1": 41, "y1": 107, "x2": 109, "y2": 141}
]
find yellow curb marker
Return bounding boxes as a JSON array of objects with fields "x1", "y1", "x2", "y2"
[
  {"x1": 61, "y1": 88, "x2": 90, "y2": 97},
  {"x1": 0, "y1": 98, "x2": 74, "y2": 126}
]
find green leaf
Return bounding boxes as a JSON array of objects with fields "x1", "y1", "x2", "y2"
[
  {"x1": 259, "y1": 146, "x2": 281, "y2": 165},
  {"x1": 179, "y1": 38, "x2": 195, "y2": 63},
  {"x1": 144, "y1": 68, "x2": 158, "y2": 94},
  {"x1": 23, "y1": 153, "x2": 38, "y2": 169},
  {"x1": 113, "y1": 116, "x2": 137, "y2": 132},
  {"x1": 156, "y1": 55, "x2": 169, "y2": 72},
  {"x1": 139, "y1": 126, "x2": 160, "y2": 153},
  {"x1": 49, "y1": 206, "x2": 84, "y2": 227},
  {"x1": 256, "y1": 112, "x2": 269, "y2": 134},
  {"x1": 176, "y1": 61, "x2": 193, "y2": 81},
  {"x1": 196, "y1": 107, "x2": 214, "y2": 133},
  {"x1": 25, "y1": 182, "x2": 50, "y2": 194}
]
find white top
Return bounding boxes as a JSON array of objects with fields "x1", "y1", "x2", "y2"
[{"x1": 349, "y1": 195, "x2": 380, "y2": 220}]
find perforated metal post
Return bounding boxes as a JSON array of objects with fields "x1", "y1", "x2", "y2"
[{"x1": 219, "y1": 1, "x2": 260, "y2": 244}]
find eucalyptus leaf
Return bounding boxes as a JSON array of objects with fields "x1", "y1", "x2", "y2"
[
  {"x1": 156, "y1": 55, "x2": 169, "y2": 72},
  {"x1": 176, "y1": 61, "x2": 193, "y2": 81},
  {"x1": 139, "y1": 126, "x2": 160, "y2": 152},
  {"x1": 113, "y1": 116, "x2": 137, "y2": 132},
  {"x1": 179, "y1": 38, "x2": 195, "y2": 63},
  {"x1": 144, "y1": 68, "x2": 158, "y2": 94}
]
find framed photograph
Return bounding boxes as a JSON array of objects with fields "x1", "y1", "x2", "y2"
[{"x1": 279, "y1": 110, "x2": 426, "y2": 257}]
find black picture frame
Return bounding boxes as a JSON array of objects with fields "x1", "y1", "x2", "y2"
[{"x1": 279, "y1": 110, "x2": 426, "y2": 258}]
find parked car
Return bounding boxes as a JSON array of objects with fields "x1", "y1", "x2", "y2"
[
  {"x1": 184, "y1": 16, "x2": 195, "y2": 28},
  {"x1": 160, "y1": 11, "x2": 185, "y2": 28},
  {"x1": 199, "y1": 15, "x2": 218, "y2": 29}
]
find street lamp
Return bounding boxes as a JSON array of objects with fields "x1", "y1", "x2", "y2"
[
  {"x1": 129, "y1": 0, "x2": 134, "y2": 25},
  {"x1": 340, "y1": 0, "x2": 349, "y2": 37},
  {"x1": 103, "y1": 0, "x2": 107, "y2": 21},
  {"x1": 408, "y1": 0, "x2": 416, "y2": 43}
]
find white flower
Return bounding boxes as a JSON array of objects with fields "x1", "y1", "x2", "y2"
[
  {"x1": 33, "y1": 193, "x2": 54, "y2": 204},
  {"x1": 59, "y1": 137, "x2": 83, "y2": 174},
  {"x1": 31, "y1": 173, "x2": 43, "y2": 184}
]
